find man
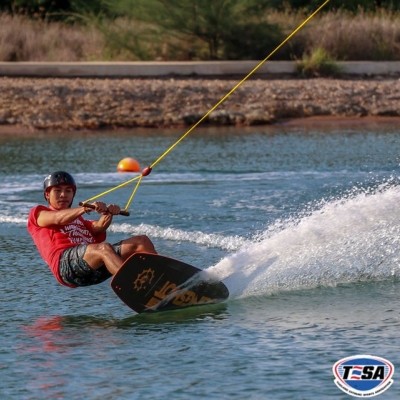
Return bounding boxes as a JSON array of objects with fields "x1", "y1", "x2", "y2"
[{"x1": 27, "y1": 171, "x2": 156, "y2": 288}]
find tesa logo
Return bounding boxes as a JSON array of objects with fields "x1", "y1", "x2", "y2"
[{"x1": 333, "y1": 355, "x2": 394, "y2": 397}]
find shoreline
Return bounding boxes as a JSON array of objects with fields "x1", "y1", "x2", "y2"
[
  {"x1": 280, "y1": 115, "x2": 400, "y2": 126},
  {"x1": 0, "y1": 76, "x2": 400, "y2": 133},
  {"x1": 1, "y1": 116, "x2": 399, "y2": 136}
]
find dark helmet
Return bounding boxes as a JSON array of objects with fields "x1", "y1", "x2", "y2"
[{"x1": 43, "y1": 171, "x2": 77, "y2": 200}]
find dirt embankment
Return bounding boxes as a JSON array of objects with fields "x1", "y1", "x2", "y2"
[{"x1": 0, "y1": 76, "x2": 399, "y2": 132}]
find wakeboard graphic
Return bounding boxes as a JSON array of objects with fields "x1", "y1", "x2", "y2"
[{"x1": 111, "y1": 252, "x2": 229, "y2": 313}]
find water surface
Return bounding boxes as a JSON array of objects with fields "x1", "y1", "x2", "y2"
[{"x1": 1, "y1": 123, "x2": 399, "y2": 399}]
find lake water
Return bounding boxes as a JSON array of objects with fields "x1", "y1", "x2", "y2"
[{"x1": 1, "y1": 122, "x2": 400, "y2": 399}]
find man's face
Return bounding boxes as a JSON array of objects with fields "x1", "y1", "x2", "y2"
[{"x1": 45, "y1": 185, "x2": 75, "y2": 209}]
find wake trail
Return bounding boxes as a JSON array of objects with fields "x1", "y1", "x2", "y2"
[
  {"x1": 206, "y1": 182, "x2": 400, "y2": 299},
  {"x1": 109, "y1": 223, "x2": 249, "y2": 251}
]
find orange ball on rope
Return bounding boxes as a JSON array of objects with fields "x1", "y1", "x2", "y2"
[{"x1": 117, "y1": 157, "x2": 141, "y2": 173}]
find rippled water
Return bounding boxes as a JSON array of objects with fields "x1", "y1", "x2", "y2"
[{"x1": 1, "y1": 123, "x2": 400, "y2": 399}]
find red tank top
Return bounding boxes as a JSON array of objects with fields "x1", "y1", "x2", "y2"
[{"x1": 27, "y1": 205, "x2": 106, "y2": 287}]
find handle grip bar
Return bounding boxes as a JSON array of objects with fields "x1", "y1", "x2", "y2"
[{"x1": 79, "y1": 202, "x2": 130, "y2": 216}]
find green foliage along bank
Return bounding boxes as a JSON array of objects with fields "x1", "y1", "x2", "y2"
[
  {"x1": 1, "y1": 0, "x2": 399, "y2": 19},
  {"x1": 0, "y1": 1, "x2": 400, "y2": 63}
]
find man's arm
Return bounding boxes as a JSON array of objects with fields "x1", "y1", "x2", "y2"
[
  {"x1": 37, "y1": 206, "x2": 87, "y2": 227},
  {"x1": 90, "y1": 204, "x2": 121, "y2": 235},
  {"x1": 36, "y1": 202, "x2": 109, "y2": 228}
]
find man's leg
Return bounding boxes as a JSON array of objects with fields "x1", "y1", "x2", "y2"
[
  {"x1": 119, "y1": 235, "x2": 157, "y2": 260},
  {"x1": 59, "y1": 245, "x2": 113, "y2": 286},
  {"x1": 83, "y1": 242, "x2": 124, "y2": 275},
  {"x1": 83, "y1": 235, "x2": 156, "y2": 275}
]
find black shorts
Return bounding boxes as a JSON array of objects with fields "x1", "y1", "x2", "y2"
[{"x1": 59, "y1": 242, "x2": 122, "y2": 287}]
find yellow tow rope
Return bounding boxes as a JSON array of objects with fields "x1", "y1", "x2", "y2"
[{"x1": 83, "y1": 0, "x2": 331, "y2": 212}]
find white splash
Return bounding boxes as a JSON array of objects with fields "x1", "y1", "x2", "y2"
[
  {"x1": 207, "y1": 182, "x2": 400, "y2": 299},
  {"x1": 0, "y1": 215, "x2": 28, "y2": 225},
  {"x1": 109, "y1": 222, "x2": 249, "y2": 251}
]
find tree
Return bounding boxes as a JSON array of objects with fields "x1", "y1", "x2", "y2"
[
  {"x1": 104, "y1": 0, "x2": 284, "y2": 60},
  {"x1": 260, "y1": 0, "x2": 400, "y2": 11},
  {"x1": 0, "y1": 0, "x2": 107, "y2": 20},
  {"x1": 0, "y1": 0, "x2": 72, "y2": 18}
]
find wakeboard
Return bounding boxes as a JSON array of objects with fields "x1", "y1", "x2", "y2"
[{"x1": 111, "y1": 252, "x2": 229, "y2": 314}]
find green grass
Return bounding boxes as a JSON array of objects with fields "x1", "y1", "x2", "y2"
[{"x1": 296, "y1": 47, "x2": 341, "y2": 77}]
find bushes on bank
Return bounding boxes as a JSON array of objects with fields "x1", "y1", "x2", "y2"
[
  {"x1": 1, "y1": 0, "x2": 398, "y2": 20},
  {"x1": 296, "y1": 47, "x2": 342, "y2": 77},
  {"x1": 0, "y1": 13, "x2": 103, "y2": 61},
  {"x1": 0, "y1": 3, "x2": 400, "y2": 62}
]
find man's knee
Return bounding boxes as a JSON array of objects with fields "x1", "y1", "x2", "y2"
[
  {"x1": 122, "y1": 235, "x2": 156, "y2": 254},
  {"x1": 87, "y1": 242, "x2": 116, "y2": 255},
  {"x1": 136, "y1": 235, "x2": 153, "y2": 247},
  {"x1": 84, "y1": 242, "x2": 115, "y2": 265},
  {"x1": 83, "y1": 242, "x2": 120, "y2": 270}
]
